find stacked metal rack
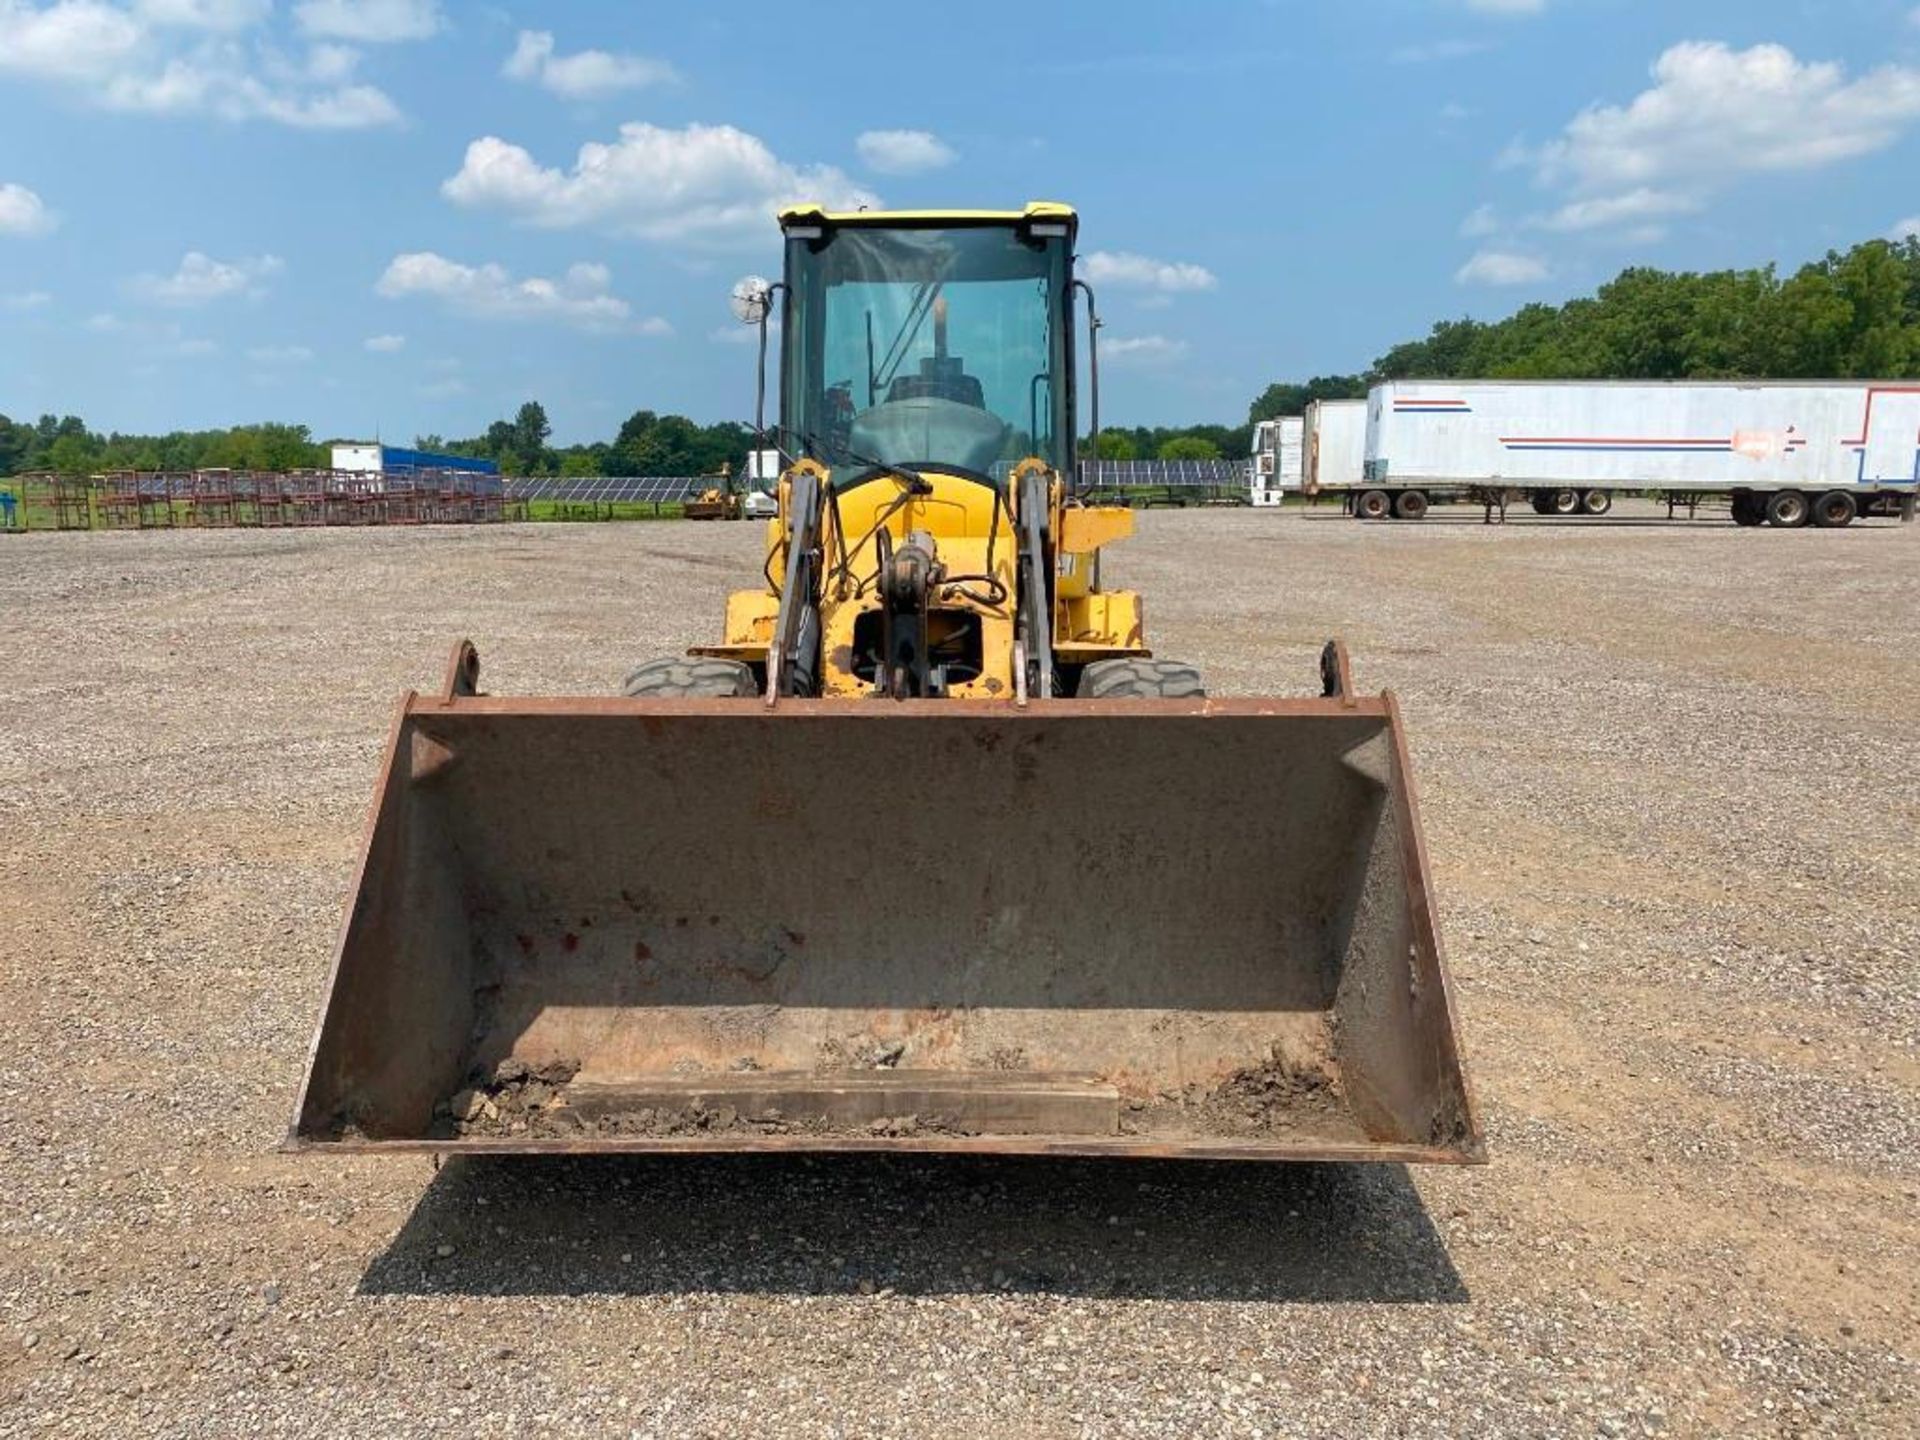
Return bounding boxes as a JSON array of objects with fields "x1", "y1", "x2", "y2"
[{"x1": 1, "y1": 469, "x2": 521, "y2": 532}]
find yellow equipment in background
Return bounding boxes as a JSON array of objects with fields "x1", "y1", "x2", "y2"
[{"x1": 290, "y1": 204, "x2": 1482, "y2": 1165}]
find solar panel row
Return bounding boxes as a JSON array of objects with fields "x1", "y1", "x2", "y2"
[{"x1": 504, "y1": 475, "x2": 708, "y2": 503}]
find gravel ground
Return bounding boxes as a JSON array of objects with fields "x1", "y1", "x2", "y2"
[{"x1": 1, "y1": 500, "x2": 1916, "y2": 1437}]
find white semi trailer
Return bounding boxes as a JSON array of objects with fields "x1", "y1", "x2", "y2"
[
  {"x1": 1358, "y1": 380, "x2": 1920, "y2": 527},
  {"x1": 1302, "y1": 398, "x2": 1367, "y2": 496},
  {"x1": 1247, "y1": 416, "x2": 1302, "y2": 506}
]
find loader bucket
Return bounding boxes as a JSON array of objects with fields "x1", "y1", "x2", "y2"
[{"x1": 290, "y1": 671, "x2": 1483, "y2": 1163}]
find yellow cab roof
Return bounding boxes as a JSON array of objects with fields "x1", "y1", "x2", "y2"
[{"x1": 778, "y1": 201, "x2": 1076, "y2": 232}]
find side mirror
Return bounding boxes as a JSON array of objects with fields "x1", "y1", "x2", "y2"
[{"x1": 729, "y1": 275, "x2": 781, "y2": 453}]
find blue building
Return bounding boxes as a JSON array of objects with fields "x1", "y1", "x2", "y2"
[{"x1": 331, "y1": 443, "x2": 499, "y2": 476}]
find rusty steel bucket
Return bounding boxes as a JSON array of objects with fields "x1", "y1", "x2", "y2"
[{"x1": 289, "y1": 645, "x2": 1483, "y2": 1162}]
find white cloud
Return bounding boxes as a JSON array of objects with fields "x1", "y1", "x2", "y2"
[
  {"x1": 85, "y1": 311, "x2": 123, "y2": 331},
  {"x1": 1459, "y1": 203, "x2": 1500, "y2": 238},
  {"x1": 1101, "y1": 335, "x2": 1190, "y2": 365},
  {"x1": 855, "y1": 129, "x2": 956, "y2": 175},
  {"x1": 1466, "y1": 0, "x2": 1544, "y2": 14},
  {"x1": 1532, "y1": 186, "x2": 1699, "y2": 234},
  {"x1": 502, "y1": 29, "x2": 675, "y2": 99},
  {"x1": 1455, "y1": 249, "x2": 1549, "y2": 285},
  {"x1": 1530, "y1": 42, "x2": 1920, "y2": 195},
  {"x1": 0, "y1": 1, "x2": 404, "y2": 128},
  {"x1": 130, "y1": 250, "x2": 282, "y2": 305},
  {"x1": 293, "y1": 0, "x2": 439, "y2": 42},
  {"x1": 172, "y1": 336, "x2": 217, "y2": 356},
  {"x1": 1892, "y1": 216, "x2": 1920, "y2": 241},
  {"x1": 419, "y1": 376, "x2": 466, "y2": 399},
  {"x1": 0, "y1": 182, "x2": 57, "y2": 236},
  {"x1": 377, "y1": 251, "x2": 664, "y2": 333},
  {"x1": 0, "y1": 2, "x2": 144, "y2": 80},
  {"x1": 135, "y1": 0, "x2": 269, "y2": 29},
  {"x1": 1, "y1": 289, "x2": 53, "y2": 309},
  {"x1": 1080, "y1": 250, "x2": 1217, "y2": 294},
  {"x1": 441, "y1": 123, "x2": 879, "y2": 246},
  {"x1": 363, "y1": 332, "x2": 406, "y2": 352},
  {"x1": 1391, "y1": 39, "x2": 1491, "y2": 65},
  {"x1": 246, "y1": 343, "x2": 313, "y2": 363}
]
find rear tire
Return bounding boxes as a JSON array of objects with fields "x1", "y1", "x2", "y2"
[
  {"x1": 1550, "y1": 489, "x2": 1580, "y2": 515},
  {"x1": 1075, "y1": 658, "x2": 1206, "y2": 699},
  {"x1": 1530, "y1": 491, "x2": 1554, "y2": 515},
  {"x1": 1766, "y1": 490, "x2": 1810, "y2": 528},
  {"x1": 1731, "y1": 492, "x2": 1763, "y2": 527},
  {"x1": 1356, "y1": 489, "x2": 1391, "y2": 521},
  {"x1": 1394, "y1": 489, "x2": 1429, "y2": 521},
  {"x1": 621, "y1": 656, "x2": 758, "y2": 698},
  {"x1": 1581, "y1": 489, "x2": 1613, "y2": 516},
  {"x1": 1812, "y1": 490, "x2": 1857, "y2": 529}
]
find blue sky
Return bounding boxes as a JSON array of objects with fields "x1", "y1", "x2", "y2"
[{"x1": 4, "y1": 0, "x2": 1920, "y2": 443}]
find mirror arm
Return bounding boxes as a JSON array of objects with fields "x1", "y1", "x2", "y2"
[
  {"x1": 1071, "y1": 277, "x2": 1101, "y2": 491},
  {"x1": 755, "y1": 282, "x2": 791, "y2": 458}
]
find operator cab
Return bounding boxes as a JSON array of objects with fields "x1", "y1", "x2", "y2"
[{"x1": 778, "y1": 205, "x2": 1077, "y2": 486}]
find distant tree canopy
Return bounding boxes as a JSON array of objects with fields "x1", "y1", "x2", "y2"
[
  {"x1": 0, "y1": 414, "x2": 326, "y2": 476},
  {"x1": 11, "y1": 237, "x2": 1920, "y2": 482},
  {"x1": 1366, "y1": 237, "x2": 1920, "y2": 383}
]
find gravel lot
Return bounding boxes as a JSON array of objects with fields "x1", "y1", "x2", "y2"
[{"x1": 2, "y1": 501, "x2": 1916, "y2": 1437}]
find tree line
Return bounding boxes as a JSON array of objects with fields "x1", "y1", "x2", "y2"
[{"x1": 8, "y1": 234, "x2": 1919, "y2": 479}]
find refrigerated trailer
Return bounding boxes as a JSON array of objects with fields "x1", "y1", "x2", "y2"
[
  {"x1": 1303, "y1": 399, "x2": 1367, "y2": 497},
  {"x1": 1358, "y1": 380, "x2": 1920, "y2": 527},
  {"x1": 1248, "y1": 416, "x2": 1302, "y2": 506}
]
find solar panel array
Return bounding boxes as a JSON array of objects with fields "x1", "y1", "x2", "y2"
[
  {"x1": 505, "y1": 475, "x2": 708, "y2": 503},
  {"x1": 1077, "y1": 459, "x2": 1251, "y2": 491},
  {"x1": 504, "y1": 463, "x2": 1253, "y2": 505}
]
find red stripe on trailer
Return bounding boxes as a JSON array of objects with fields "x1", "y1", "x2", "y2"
[
  {"x1": 1839, "y1": 385, "x2": 1920, "y2": 447},
  {"x1": 1497, "y1": 436, "x2": 1729, "y2": 445}
]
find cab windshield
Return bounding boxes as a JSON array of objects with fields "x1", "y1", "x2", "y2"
[{"x1": 784, "y1": 224, "x2": 1070, "y2": 483}]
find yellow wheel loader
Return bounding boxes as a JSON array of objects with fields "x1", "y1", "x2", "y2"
[{"x1": 291, "y1": 204, "x2": 1482, "y2": 1163}]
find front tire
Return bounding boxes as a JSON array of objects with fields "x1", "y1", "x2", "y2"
[
  {"x1": 621, "y1": 656, "x2": 758, "y2": 698},
  {"x1": 1394, "y1": 489, "x2": 1430, "y2": 521},
  {"x1": 1356, "y1": 489, "x2": 1391, "y2": 521},
  {"x1": 1581, "y1": 489, "x2": 1613, "y2": 516},
  {"x1": 1075, "y1": 658, "x2": 1206, "y2": 699}
]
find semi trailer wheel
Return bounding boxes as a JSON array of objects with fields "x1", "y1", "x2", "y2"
[
  {"x1": 1731, "y1": 492, "x2": 1762, "y2": 526},
  {"x1": 1357, "y1": 489, "x2": 1391, "y2": 520},
  {"x1": 1530, "y1": 491, "x2": 1554, "y2": 515},
  {"x1": 1394, "y1": 489, "x2": 1430, "y2": 520},
  {"x1": 1550, "y1": 489, "x2": 1580, "y2": 515},
  {"x1": 1812, "y1": 490, "x2": 1857, "y2": 529},
  {"x1": 621, "y1": 656, "x2": 759, "y2": 697},
  {"x1": 1581, "y1": 489, "x2": 1613, "y2": 516},
  {"x1": 1765, "y1": 491, "x2": 1810, "y2": 528},
  {"x1": 1075, "y1": 658, "x2": 1206, "y2": 699}
]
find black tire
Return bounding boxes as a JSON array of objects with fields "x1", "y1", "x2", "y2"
[
  {"x1": 1550, "y1": 489, "x2": 1580, "y2": 515},
  {"x1": 1765, "y1": 490, "x2": 1809, "y2": 528},
  {"x1": 1529, "y1": 491, "x2": 1554, "y2": 515},
  {"x1": 1356, "y1": 489, "x2": 1391, "y2": 521},
  {"x1": 1811, "y1": 490, "x2": 1857, "y2": 529},
  {"x1": 1394, "y1": 489, "x2": 1429, "y2": 521},
  {"x1": 1731, "y1": 492, "x2": 1762, "y2": 527},
  {"x1": 1075, "y1": 658, "x2": 1205, "y2": 699},
  {"x1": 621, "y1": 656, "x2": 758, "y2": 698},
  {"x1": 1581, "y1": 489, "x2": 1613, "y2": 516}
]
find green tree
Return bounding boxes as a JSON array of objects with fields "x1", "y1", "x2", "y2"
[{"x1": 1157, "y1": 436, "x2": 1220, "y2": 461}]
